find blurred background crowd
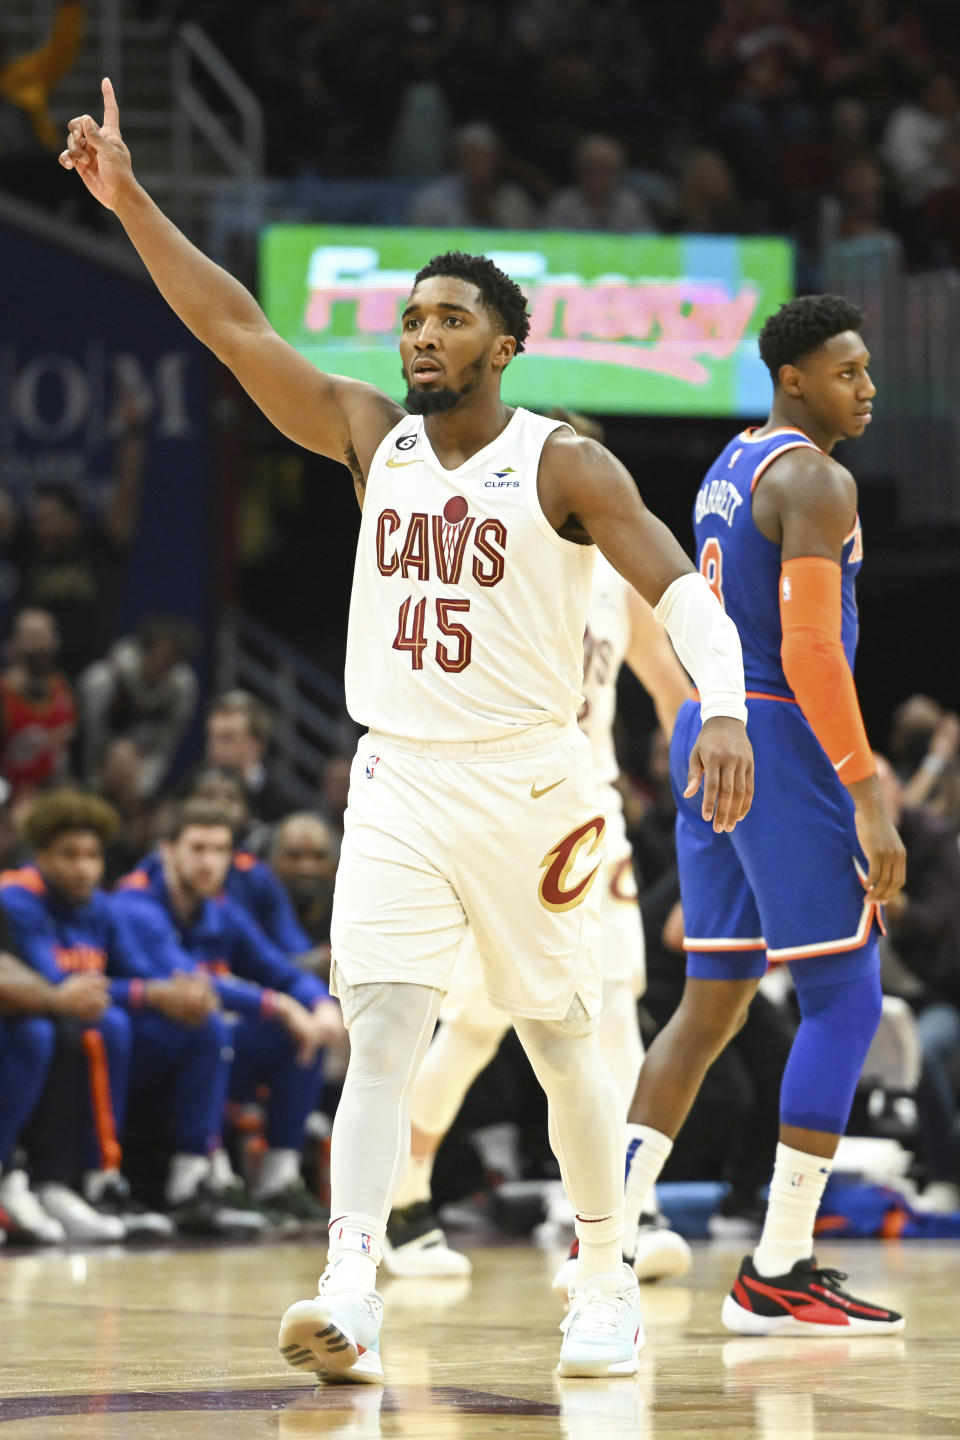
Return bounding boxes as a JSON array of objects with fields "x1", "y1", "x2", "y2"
[
  {"x1": 0, "y1": 0, "x2": 959, "y2": 1251},
  {"x1": 5, "y1": 0, "x2": 960, "y2": 274}
]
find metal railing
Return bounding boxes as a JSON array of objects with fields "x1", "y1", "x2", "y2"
[
  {"x1": 169, "y1": 23, "x2": 264, "y2": 234},
  {"x1": 217, "y1": 610, "x2": 354, "y2": 807}
]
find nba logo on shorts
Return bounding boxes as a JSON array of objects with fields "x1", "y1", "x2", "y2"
[
  {"x1": 361, "y1": 1232, "x2": 371, "y2": 1253},
  {"x1": 365, "y1": 755, "x2": 381, "y2": 779}
]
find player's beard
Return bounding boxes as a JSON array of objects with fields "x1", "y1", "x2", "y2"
[{"x1": 402, "y1": 355, "x2": 483, "y2": 415}]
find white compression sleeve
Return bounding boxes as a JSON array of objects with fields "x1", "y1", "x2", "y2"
[
  {"x1": 654, "y1": 572, "x2": 748, "y2": 725},
  {"x1": 329, "y1": 981, "x2": 443, "y2": 1223}
]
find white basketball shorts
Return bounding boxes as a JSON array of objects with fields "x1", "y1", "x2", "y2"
[
  {"x1": 438, "y1": 778, "x2": 645, "y2": 1033},
  {"x1": 595, "y1": 781, "x2": 646, "y2": 995},
  {"x1": 330, "y1": 722, "x2": 604, "y2": 1022}
]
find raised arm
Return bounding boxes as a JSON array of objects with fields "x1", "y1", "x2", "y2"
[
  {"x1": 540, "y1": 431, "x2": 753, "y2": 832},
  {"x1": 60, "y1": 79, "x2": 404, "y2": 491}
]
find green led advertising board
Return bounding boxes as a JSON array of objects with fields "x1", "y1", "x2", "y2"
[{"x1": 259, "y1": 225, "x2": 793, "y2": 417}]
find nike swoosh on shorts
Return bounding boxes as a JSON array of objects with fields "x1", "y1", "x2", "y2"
[{"x1": 530, "y1": 779, "x2": 566, "y2": 799}]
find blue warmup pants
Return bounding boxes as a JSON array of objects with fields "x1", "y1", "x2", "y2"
[
  {"x1": 0, "y1": 1017, "x2": 56, "y2": 1168},
  {"x1": 229, "y1": 1016, "x2": 323, "y2": 1150},
  {"x1": 81, "y1": 1005, "x2": 132, "y2": 1172},
  {"x1": 129, "y1": 1011, "x2": 232, "y2": 1157}
]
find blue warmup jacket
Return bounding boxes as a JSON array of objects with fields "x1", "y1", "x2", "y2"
[
  {"x1": 112, "y1": 853, "x2": 327, "y2": 1017},
  {"x1": 225, "y1": 852, "x2": 312, "y2": 955},
  {"x1": 0, "y1": 864, "x2": 156, "y2": 1008}
]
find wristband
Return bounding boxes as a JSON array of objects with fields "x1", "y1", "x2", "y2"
[{"x1": 654, "y1": 572, "x2": 748, "y2": 726}]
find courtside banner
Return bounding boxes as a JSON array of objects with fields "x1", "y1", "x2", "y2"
[{"x1": 259, "y1": 225, "x2": 793, "y2": 416}]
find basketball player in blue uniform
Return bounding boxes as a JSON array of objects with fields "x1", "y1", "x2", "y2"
[{"x1": 619, "y1": 295, "x2": 907, "y2": 1335}]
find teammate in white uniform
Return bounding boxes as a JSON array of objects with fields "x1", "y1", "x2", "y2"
[
  {"x1": 62, "y1": 82, "x2": 754, "y2": 1383},
  {"x1": 384, "y1": 549, "x2": 695, "y2": 1284}
]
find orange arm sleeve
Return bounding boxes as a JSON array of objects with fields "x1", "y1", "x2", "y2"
[{"x1": 780, "y1": 556, "x2": 875, "y2": 785}]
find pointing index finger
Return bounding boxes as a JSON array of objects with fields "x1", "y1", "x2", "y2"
[{"x1": 102, "y1": 76, "x2": 119, "y2": 129}]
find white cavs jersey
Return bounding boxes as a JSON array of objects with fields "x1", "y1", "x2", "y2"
[
  {"x1": 578, "y1": 552, "x2": 630, "y2": 788},
  {"x1": 345, "y1": 408, "x2": 595, "y2": 742}
]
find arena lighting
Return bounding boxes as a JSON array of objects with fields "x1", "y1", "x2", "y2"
[{"x1": 259, "y1": 225, "x2": 793, "y2": 416}]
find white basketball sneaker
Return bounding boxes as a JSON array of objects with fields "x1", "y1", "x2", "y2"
[
  {"x1": 557, "y1": 1263, "x2": 644, "y2": 1378},
  {"x1": 630, "y1": 1211, "x2": 693, "y2": 1283},
  {"x1": 37, "y1": 1184, "x2": 126, "y2": 1243},
  {"x1": 0, "y1": 1170, "x2": 66, "y2": 1244},
  {"x1": 382, "y1": 1202, "x2": 472, "y2": 1278},
  {"x1": 279, "y1": 1269, "x2": 385, "y2": 1384}
]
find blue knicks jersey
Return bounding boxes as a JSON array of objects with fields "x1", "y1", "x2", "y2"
[{"x1": 693, "y1": 427, "x2": 864, "y2": 698}]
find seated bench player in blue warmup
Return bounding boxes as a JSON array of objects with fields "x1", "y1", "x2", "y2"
[
  {"x1": 0, "y1": 791, "x2": 238, "y2": 1239},
  {"x1": 114, "y1": 799, "x2": 342, "y2": 1224}
]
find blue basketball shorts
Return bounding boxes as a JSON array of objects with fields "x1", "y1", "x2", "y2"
[{"x1": 671, "y1": 696, "x2": 880, "y2": 980}]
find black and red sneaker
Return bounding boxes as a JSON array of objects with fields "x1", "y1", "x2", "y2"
[{"x1": 721, "y1": 1255, "x2": 904, "y2": 1336}]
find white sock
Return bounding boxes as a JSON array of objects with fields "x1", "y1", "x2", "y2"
[
  {"x1": 575, "y1": 1204, "x2": 626, "y2": 1277},
  {"x1": 623, "y1": 1125, "x2": 672, "y2": 1237},
  {"x1": 166, "y1": 1154, "x2": 210, "y2": 1206},
  {"x1": 326, "y1": 1213, "x2": 384, "y2": 1292},
  {"x1": 254, "y1": 1148, "x2": 301, "y2": 1199},
  {"x1": 390, "y1": 1151, "x2": 434, "y2": 1211},
  {"x1": 753, "y1": 1143, "x2": 833, "y2": 1278}
]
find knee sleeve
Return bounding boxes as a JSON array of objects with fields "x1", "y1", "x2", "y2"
[
  {"x1": 514, "y1": 1015, "x2": 625, "y2": 1218},
  {"x1": 329, "y1": 982, "x2": 443, "y2": 1220},
  {"x1": 344, "y1": 982, "x2": 442, "y2": 1083},
  {"x1": 781, "y1": 944, "x2": 882, "y2": 1135}
]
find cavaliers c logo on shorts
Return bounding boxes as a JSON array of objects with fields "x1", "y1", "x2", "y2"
[{"x1": 538, "y1": 815, "x2": 606, "y2": 914}]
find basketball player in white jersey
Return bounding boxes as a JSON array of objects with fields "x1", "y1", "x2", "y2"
[
  {"x1": 62, "y1": 83, "x2": 753, "y2": 1383},
  {"x1": 384, "y1": 478, "x2": 694, "y2": 1288}
]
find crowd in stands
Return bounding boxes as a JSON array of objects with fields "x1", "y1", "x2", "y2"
[{"x1": 4, "y1": 2, "x2": 960, "y2": 275}]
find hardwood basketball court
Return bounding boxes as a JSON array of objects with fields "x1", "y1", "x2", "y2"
[{"x1": 0, "y1": 1238, "x2": 956, "y2": 1438}]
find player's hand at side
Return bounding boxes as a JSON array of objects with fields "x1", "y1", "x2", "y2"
[
  {"x1": 50, "y1": 973, "x2": 111, "y2": 1023},
  {"x1": 58, "y1": 77, "x2": 132, "y2": 212},
  {"x1": 852, "y1": 781, "x2": 906, "y2": 904},
  {"x1": 685, "y1": 716, "x2": 754, "y2": 833}
]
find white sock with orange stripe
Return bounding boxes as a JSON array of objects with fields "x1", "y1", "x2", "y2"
[{"x1": 752, "y1": 1143, "x2": 832, "y2": 1278}]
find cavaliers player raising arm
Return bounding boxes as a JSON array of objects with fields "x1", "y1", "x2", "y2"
[{"x1": 61, "y1": 79, "x2": 752, "y2": 831}]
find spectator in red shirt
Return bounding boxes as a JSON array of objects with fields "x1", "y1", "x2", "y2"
[{"x1": 0, "y1": 609, "x2": 75, "y2": 800}]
